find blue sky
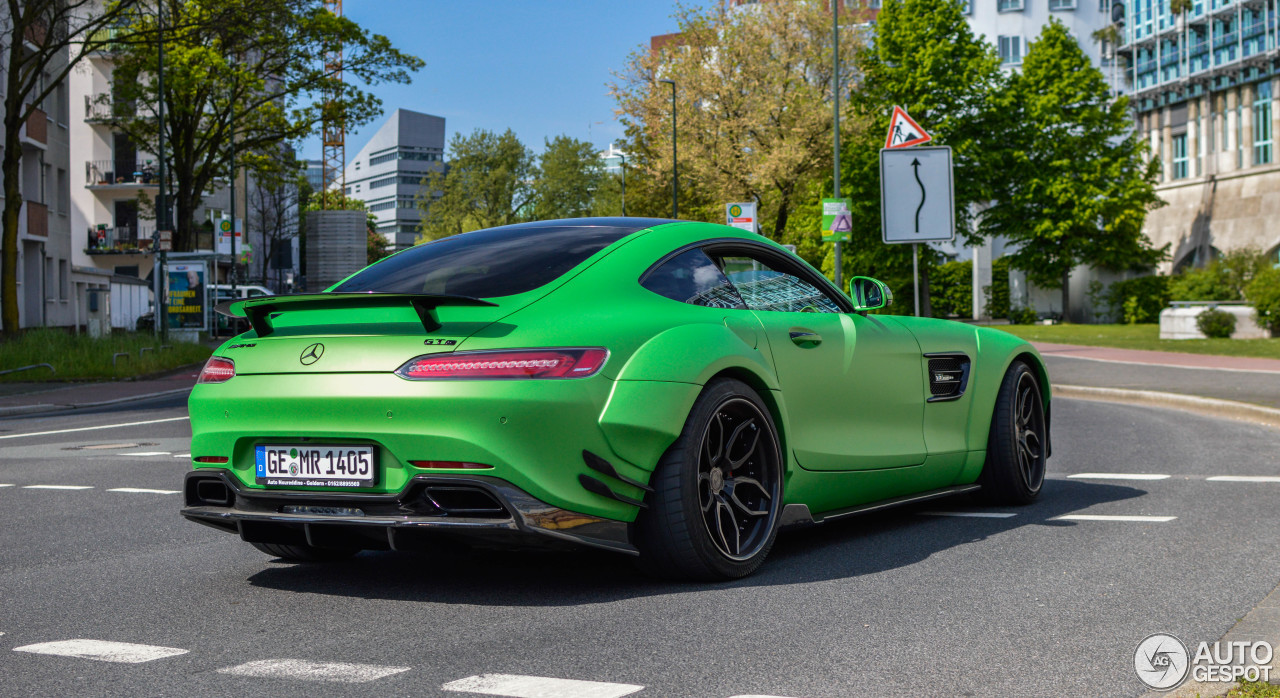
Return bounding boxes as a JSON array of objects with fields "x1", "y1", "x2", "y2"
[{"x1": 298, "y1": 1, "x2": 700, "y2": 161}]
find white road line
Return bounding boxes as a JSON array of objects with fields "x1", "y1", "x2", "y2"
[
  {"x1": 0, "y1": 484, "x2": 13, "y2": 488},
  {"x1": 119, "y1": 452, "x2": 171, "y2": 457},
  {"x1": 23, "y1": 485, "x2": 93, "y2": 490},
  {"x1": 172, "y1": 453, "x2": 191, "y2": 458},
  {"x1": 729, "y1": 695, "x2": 802, "y2": 698},
  {"x1": 13, "y1": 639, "x2": 188, "y2": 663},
  {"x1": 108, "y1": 488, "x2": 180, "y2": 495},
  {"x1": 1067, "y1": 473, "x2": 1171, "y2": 480},
  {"x1": 1053, "y1": 514, "x2": 1177, "y2": 522},
  {"x1": 0, "y1": 416, "x2": 188, "y2": 441},
  {"x1": 918, "y1": 511, "x2": 1017, "y2": 518},
  {"x1": 442, "y1": 674, "x2": 645, "y2": 698},
  {"x1": 218, "y1": 659, "x2": 411, "y2": 684},
  {"x1": 1207, "y1": 476, "x2": 1280, "y2": 483}
]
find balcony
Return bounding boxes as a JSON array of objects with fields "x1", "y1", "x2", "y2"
[
  {"x1": 86, "y1": 26, "x2": 130, "y2": 56},
  {"x1": 25, "y1": 201, "x2": 47, "y2": 238},
  {"x1": 84, "y1": 95, "x2": 136, "y2": 124},
  {"x1": 86, "y1": 224, "x2": 154, "y2": 254},
  {"x1": 85, "y1": 160, "x2": 159, "y2": 189},
  {"x1": 20, "y1": 105, "x2": 47, "y2": 148}
]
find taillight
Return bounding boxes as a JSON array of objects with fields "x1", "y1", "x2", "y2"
[
  {"x1": 197, "y1": 356, "x2": 236, "y2": 384},
  {"x1": 194, "y1": 456, "x2": 229, "y2": 464},
  {"x1": 396, "y1": 348, "x2": 608, "y2": 380}
]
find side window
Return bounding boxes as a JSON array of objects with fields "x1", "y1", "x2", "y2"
[
  {"x1": 641, "y1": 248, "x2": 747, "y2": 309},
  {"x1": 713, "y1": 253, "x2": 842, "y2": 313}
]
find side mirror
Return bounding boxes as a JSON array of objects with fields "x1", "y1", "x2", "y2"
[{"x1": 849, "y1": 276, "x2": 892, "y2": 312}]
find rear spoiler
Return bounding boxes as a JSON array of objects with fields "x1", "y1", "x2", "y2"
[{"x1": 215, "y1": 292, "x2": 497, "y2": 337}]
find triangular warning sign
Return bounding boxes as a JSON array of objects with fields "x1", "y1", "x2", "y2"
[
  {"x1": 831, "y1": 211, "x2": 853, "y2": 233},
  {"x1": 885, "y1": 105, "x2": 932, "y2": 149}
]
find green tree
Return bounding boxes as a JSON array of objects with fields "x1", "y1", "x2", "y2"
[
  {"x1": 2, "y1": 0, "x2": 149, "y2": 334},
  {"x1": 979, "y1": 19, "x2": 1166, "y2": 319},
  {"x1": 837, "y1": 0, "x2": 1009, "y2": 315},
  {"x1": 416, "y1": 128, "x2": 536, "y2": 241},
  {"x1": 611, "y1": 0, "x2": 867, "y2": 235},
  {"x1": 532, "y1": 135, "x2": 603, "y2": 220},
  {"x1": 109, "y1": 0, "x2": 422, "y2": 253}
]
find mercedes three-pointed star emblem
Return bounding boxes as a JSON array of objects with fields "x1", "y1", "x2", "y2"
[{"x1": 300, "y1": 343, "x2": 325, "y2": 365}]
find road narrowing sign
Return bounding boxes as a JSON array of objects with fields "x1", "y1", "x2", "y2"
[
  {"x1": 879, "y1": 146, "x2": 954, "y2": 244},
  {"x1": 884, "y1": 106, "x2": 932, "y2": 149}
]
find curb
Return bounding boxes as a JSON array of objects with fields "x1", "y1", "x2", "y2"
[
  {"x1": 0, "y1": 386, "x2": 192, "y2": 418},
  {"x1": 1055, "y1": 384, "x2": 1280, "y2": 431}
]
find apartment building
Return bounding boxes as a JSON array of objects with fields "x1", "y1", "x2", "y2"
[{"x1": 341, "y1": 109, "x2": 445, "y2": 251}]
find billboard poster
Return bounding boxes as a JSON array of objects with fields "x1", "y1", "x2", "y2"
[{"x1": 166, "y1": 262, "x2": 207, "y2": 330}]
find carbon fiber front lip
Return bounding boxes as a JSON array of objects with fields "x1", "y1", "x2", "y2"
[{"x1": 180, "y1": 470, "x2": 637, "y2": 555}]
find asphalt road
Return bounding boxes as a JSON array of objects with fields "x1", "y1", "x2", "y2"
[
  {"x1": 1, "y1": 396, "x2": 1279, "y2": 697},
  {"x1": 1043, "y1": 354, "x2": 1280, "y2": 408}
]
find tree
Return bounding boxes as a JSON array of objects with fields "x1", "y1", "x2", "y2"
[
  {"x1": 108, "y1": 0, "x2": 422, "y2": 253},
  {"x1": 531, "y1": 135, "x2": 602, "y2": 221},
  {"x1": 416, "y1": 128, "x2": 536, "y2": 241},
  {"x1": 1, "y1": 0, "x2": 148, "y2": 334},
  {"x1": 979, "y1": 19, "x2": 1165, "y2": 319},
  {"x1": 610, "y1": 0, "x2": 866, "y2": 236},
  {"x1": 838, "y1": 0, "x2": 1009, "y2": 315},
  {"x1": 246, "y1": 146, "x2": 301, "y2": 291}
]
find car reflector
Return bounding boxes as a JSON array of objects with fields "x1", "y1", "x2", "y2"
[
  {"x1": 409, "y1": 461, "x2": 494, "y2": 470},
  {"x1": 197, "y1": 357, "x2": 236, "y2": 384},
  {"x1": 194, "y1": 456, "x2": 230, "y2": 464},
  {"x1": 396, "y1": 348, "x2": 608, "y2": 380}
]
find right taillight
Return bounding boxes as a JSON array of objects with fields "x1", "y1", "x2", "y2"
[{"x1": 197, "y1": 356, "x2": 236, "y2": 384}]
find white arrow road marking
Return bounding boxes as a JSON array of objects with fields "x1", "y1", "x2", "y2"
[
  {"x1": 0, "y1": 416, "x2": 188, "y2": 440},
  {"x1": 218, "y1": 659, "x2": 411, "y2": 683},
  {"x1": 119, "y1": 452, "x2": 171, "y2": 457},
  {"x1": 1207, "y1": 476, "x2": 1280, "y2": 483},
  {"x1": 918, "y1": 511, "x2": 1017, "y2": 518},
  {"x1": 1053, "y1": 514, "x2": 1176, "y2": 522},
  {"x1": 443, "y1": 674, "x2": 645, "y2": 698},
  {"x1": 108, "y1": 488, "x2": 180, "y2": 495},
  {"x1": 23, "y1": 485, "x2": 93, "y2": 490},
  {"x1": 13, "y1": 639, "x2": 187, "y2": 663},
  {"x1": 1067, "y1": 473, "x2": 1171, "y2": 480}
]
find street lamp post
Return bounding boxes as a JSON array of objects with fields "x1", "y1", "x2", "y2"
[
  {"x1": 832, "y1": 0, "x2": 843, "y2": 290},
  {"x1": 659, "y1": 79, "x2": 677, "y2": 219},
  {"x1": 155, "y1": 0, "x2": 168, "y2": 339},
  {"x1": 616, "y1": 150, "x2": 626, "y2": 217}
]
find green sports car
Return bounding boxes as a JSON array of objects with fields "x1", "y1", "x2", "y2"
[{"x1": 182, "y1": 217, "x2": 1050, "y2": 580}]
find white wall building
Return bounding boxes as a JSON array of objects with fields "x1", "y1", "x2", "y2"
[{"x1": 341, "y1": 109, "x2": 445, "y2": 251}]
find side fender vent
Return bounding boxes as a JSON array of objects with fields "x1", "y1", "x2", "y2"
[{"x1": 925, "y1": 353, "x2": 971, "y2": 402}]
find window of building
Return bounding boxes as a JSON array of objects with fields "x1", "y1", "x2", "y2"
[
  {"x1": 1253, "y1": 81, "x2": 1273, "y2": 165},
  {"x1": 1172, "y1": 133, "x2": 1189, "y2": 178},
  {"x1": 1049, "y1": 0, "x2": 1075, "y2": 10},
  {"x1": 59, "y1": 260, "x2": 68, "y2": 300},
  {"x1": 41, "y1": 162, "x2": 50, "y2": 204},
  {"x1": 998, "y1": 36, "x2": 1023, "y2": 64},
  {"x1": 961, "y1": 0, "x2": 973, "y2": 13},
  {"x1": 370, "y1": 176, "x2": 397, "y2": 189},
  {"x1": 56, "y1": 168, "x2": 67, "y2": 214},
  {"x1": 997, "y1": 0, "x2": 1023, "y2": 11},
  {"x1": 45, "y1": 257, "x2": 55, "y2": 300},
  {"x1": 1236, "y1": 101, "x2": 1243, "y2": 168}
]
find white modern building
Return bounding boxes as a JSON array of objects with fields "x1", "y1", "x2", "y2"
[
  {"x1": 963, "y1": 0, "x2": 1122, "y2": 94},
  {"x1": 341, "y1": 109, "x2": 445, "y2": 250}
]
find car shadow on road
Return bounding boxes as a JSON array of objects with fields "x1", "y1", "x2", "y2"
[{"x1": 245, "y1": 478, "x2": 1143, "y2": 606}]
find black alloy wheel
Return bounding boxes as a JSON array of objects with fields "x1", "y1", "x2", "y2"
[
  {"x1": 696, "y1": 397, "x2": 780, "y2": 561},
  {"x1": 978, "y1": 360, "x2": 1047, "y2": 505}
]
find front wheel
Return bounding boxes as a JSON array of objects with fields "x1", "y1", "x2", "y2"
[
  {"x1": 977, "y1": 361, "x2": 1047, "y2": 505},
  {"x1": 634, "y1": 378, "x2": 783, "y2": 581}
]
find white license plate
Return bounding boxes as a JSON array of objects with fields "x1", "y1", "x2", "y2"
[{"x1": 255, "y1": 444, "x2": 376, "y2": 487}]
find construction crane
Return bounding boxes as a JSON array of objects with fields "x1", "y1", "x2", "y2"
[{"x1": 320, "y1": 0, "x2": 344, "y2": 208}]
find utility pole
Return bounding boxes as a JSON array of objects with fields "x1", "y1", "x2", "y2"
[
  {"x1": 832, "y1": 0, "x2": 843, "y2": 290},
  {"x1": 155, "y1": 0, "x2": 168, "y2": 340},
  {"x1": 660, "y1": 79, "x2": 677, "y2": 219}
]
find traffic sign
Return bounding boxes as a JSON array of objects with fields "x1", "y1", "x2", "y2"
[
  {"x1": 880, "y1": 146, "x2": 954, "y2": 244},
  {"x1": 725, "y1": 202, "x2": 757, "y2": 233},
  {"x1": 884, "y1": 106, "x2": 932, "y2": 149},
  {"x1": 821, "y1": 197, "x2": 851, "y2": 242}
]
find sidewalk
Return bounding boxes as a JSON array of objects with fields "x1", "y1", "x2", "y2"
[{"x1": 0, "y1": 367, "x2": 200, "y2": 417}]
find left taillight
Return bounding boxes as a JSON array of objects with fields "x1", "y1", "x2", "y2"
[
  {"x1": 396, "y1": 348, "x2": 609, "y2": 380},
  {"x1": 197, "y1": 356, "x2": 236, "y2": 384}
]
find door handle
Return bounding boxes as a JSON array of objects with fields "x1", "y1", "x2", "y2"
[{"x1": 789, "y1": 330, "x2": 822, "y2": 347}]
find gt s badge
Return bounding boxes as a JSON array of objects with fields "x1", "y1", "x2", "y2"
[
  {"x1": 423, "y1": 338, "x2": 458, "y2": 346},
  {"x1": 300, "y1": 343, "x2": 325, "y2": 365},
  {"x1": 227, "y1": 343, "x2": 257, "y2": 349}
]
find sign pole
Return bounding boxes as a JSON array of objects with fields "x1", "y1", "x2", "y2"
[
  {"x1": 912, "y1": 243, "x2": 920, "y2": 317},
  {"x1": 832, "y1": 0, "x2": 842, "y2": 291}
]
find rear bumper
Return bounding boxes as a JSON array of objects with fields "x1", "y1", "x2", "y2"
[{"x1": 180, "y1": 469, "x2": 636, "y2": 555}]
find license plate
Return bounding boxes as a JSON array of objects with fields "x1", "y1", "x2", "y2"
[{"x1": 255, "y1": 444, "x2": 377, "y2": 487}]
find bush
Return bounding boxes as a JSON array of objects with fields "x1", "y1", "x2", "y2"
[
  {"x1": 1196, "y1": 307, "x2": 1237, "y2": 338},
  {"x1": 1009, "y1": 305, "x2": 1039, "y2": 325},
  {"x1": 1246, "y1": 266, "x2": 1280, "y2": 335},
  {"x1": 1169, "y1": 248, "x2": 1272, "y2": 302},
  {"x1": 930, "y1": 259, "x2": 973, "y2": 318},
  {"x1": 984, "y1": 256, "x2": 1011, "y2": 319},
  {"x1": 1103, "y1": 275, "x2": 1171, "y2": 324}
]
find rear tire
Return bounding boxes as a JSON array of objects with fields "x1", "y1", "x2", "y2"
[
  {"x1": 250, "y1": 542, "x2": 359, "y2": 562},
  {"x1": 634, "y1": 378, "x2": 783, "y2": 581},
  {"x1": 977, "y1": 361, "x2": 1047, "y2": 505}
]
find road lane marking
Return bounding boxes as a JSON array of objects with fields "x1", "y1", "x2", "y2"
[
  {"x1": 918, "y1": 511, "x2": 1017, "y2": 518},
  {"x1": 0, "y1": 416, "x2": 188, "y2": 441},
  {"x1": 443, "y1": 674, "x2": 645, "y2": 698},
  {"x1": 108, "y1": 488, "x2": 180, "y2": 495},
  {"x1": 0, "y1": 484, "x2": 13, "y2": 488},
  {"x1": 172, "y1": 453, "x2": 191, "y2": 458},
  {"x1": 218, "y1": 659, "x2": 411, "y2": 683},
  {"x1": 23, "y1": 485, "x2": 93, "y2": 490},
  {"x1": 1067, "y1": 473, "x2": 1171, "y2": 480},
  {"x1": 1053, "y1": 514, "x2": 1177, "y2": 522},
  {"x1": 729, "y1": 695, "x2": 803, "y2": 698},
  {"x1": 1207, "y1": 476, "x2": 1280, "y2": 483},
  {"x1": 13, "y1": 639, "x2": 188, "y2": 663},
  {"x1": 119, "y1": 452, "x2": 171, "y2": 457}
]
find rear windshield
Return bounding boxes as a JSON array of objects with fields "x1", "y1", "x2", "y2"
[{"x1": 333, "y1": 222, "x2": 653, "y2": 298}]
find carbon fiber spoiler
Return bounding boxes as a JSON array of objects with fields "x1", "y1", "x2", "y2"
[{"x1": 215, "y1": 292, "x2": 497, "y2": 337}]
